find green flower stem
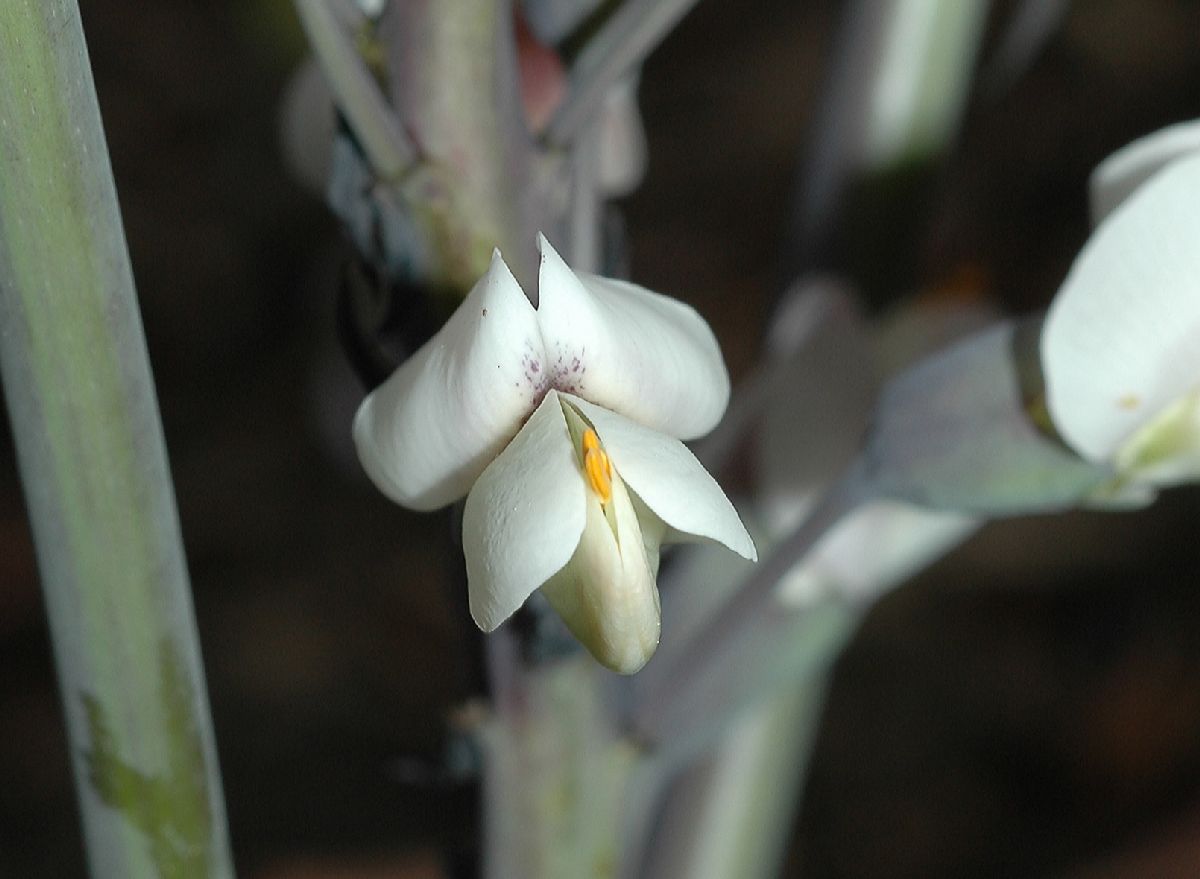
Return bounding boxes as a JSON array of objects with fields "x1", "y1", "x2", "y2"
[
  {"x1": 293, "y1": 0, "x2": 415, "y2": 179},
  {"x1": 481, "y1": 651, "x2": 639, "y2": 879},
  {"x1": 645, "y1": 681, "x2": 835, "y2": 879},
  {"x1": 544, "y1": 0, "x2": 702, "y2": 147},
  {"x1": 854, "y1": 0, "x2": 990, "y2": 170},
  {"x1": 787, "y1": 0, "x2": 990, "y2": 277},
  {"x1": 634, "y1": 474, "x2": 870, "y2": 744},
  {"x1": 0, "y1": 3, "x2": 233, "y2": 877},
  {"x1": 380, "y1": 0, "x2": 546, "y2": 291}
]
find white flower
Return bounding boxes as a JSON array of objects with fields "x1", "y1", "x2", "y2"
[
  {"x1": 354, "y1": 235, "x2": 755, "y2": 673},
  {"x1": 1088, "y1": 119, "x2": 1200, "y2": 226},
  {"x1": 1042, "y1": 130, "x2": 1200, "y2": 503}
]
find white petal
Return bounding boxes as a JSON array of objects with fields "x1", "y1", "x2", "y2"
[
  {"x1": 566, "y1": 395, "x2": 757, "y2": 561},
  {"x1": 1043, "y1": 152, "x2": 1200, "y2": 463},
  {"x1": 1110, "y1": 388, "x2": 1200, "y2": 488},
  {"x1": 535, "y1": 234, "x2": 731, "y2": 440},
  {"x1": 541, "y1": 464, "x2": 661, "y2": 674},
  {"x1": 463, "y1": 391, "x2": 586, "y2": 631},
  {"x1": 1089, "y1": 120, "x2": 1200, "y2": 226},
  {"x1": 353, "y1": 251, "x2": 547, "y2": 510}
]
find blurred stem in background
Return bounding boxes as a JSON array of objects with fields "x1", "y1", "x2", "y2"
[
  {"x1": 644, "y1": 3, "x2": 992, "y2": 877},
  {"x1": 0, "y1": 3, "x2": 233, "y2": 877},
  {"x1": 785, "y1": 0, "x2": 990, "y2": 301}
]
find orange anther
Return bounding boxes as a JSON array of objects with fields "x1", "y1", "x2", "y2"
[{"x1": 582, "y1": 428, "x2": 613, "y2": 503}]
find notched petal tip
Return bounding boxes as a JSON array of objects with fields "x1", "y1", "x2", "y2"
[
  {"x1": 351, "y1": 240, "x2": 546, "y2": 511},
  {"x1": 480, "y1": 245, "x2": 529, "y2": 302}
]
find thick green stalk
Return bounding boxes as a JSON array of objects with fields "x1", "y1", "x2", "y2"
[
  {"x1": 481, "y1": 654, "x2": 638, "y2": 879},
  {"x1": 0, "y1": 3, "x2": 233, "y2": 877},
  {"x1": 379, "y1": 0, "x2": 550, "y2": 291}
]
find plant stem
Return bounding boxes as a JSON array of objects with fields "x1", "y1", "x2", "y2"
[
  {"x1": 644, "y1": 681, "x2": 833, "y2": 879},
  {"x1": 784, "y1": 0, "x2": 990, "y2": 279},
  {"x1": 634, "y1": 469, "x2": 870, "y2": 745},
  {"x1": 375, "y1": 0, "x2": 549, "y2": 291},
  {"x1": 293, "y1": 0, "x2": 415, "y2": 179},
  {"x1": 0, "y1": 3, "x2": 233, "y2": 877},
  {"x1": 480, "y1": 655, "x2": 636, "y2": 879},
  {"x1": 544, "y1": 0, "x2": 702, "y2": 147}
]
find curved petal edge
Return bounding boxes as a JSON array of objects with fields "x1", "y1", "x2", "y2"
[
  {"x1": 353, "y1": 250, "x2": 545, "y2": 510},
  {"x1": 1044, "y1": 152, "x2": 1200, "y2": 463},
  {"x1": 536, "y1": 234, "x2": 731, "y2": 440},
  {"x1": 567, "y1": 395, "x2": 757, "y2": 562},
  {"x1": 463, "y1": 391, "x2": 586, "y2": 631}
]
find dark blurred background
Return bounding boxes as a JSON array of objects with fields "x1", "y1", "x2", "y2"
[{"x1": 3, "y1": 1, "x2": 1200, "y2": 876}]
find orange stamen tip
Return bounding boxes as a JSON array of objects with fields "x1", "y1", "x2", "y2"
[{"x1": 581, "y1": 429, "x2": 613, "y2": 503}]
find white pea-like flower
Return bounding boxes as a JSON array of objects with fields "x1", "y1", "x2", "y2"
[
  {"x1": 1043, "y1": 127, "x2": 1200, "y2": 503},
  {"x1": 354, "y1": 235, "x2": 755, "y2": 673}
]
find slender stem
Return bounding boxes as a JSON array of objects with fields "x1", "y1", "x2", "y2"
[
  {"x1": 783, "y1": 0, "x2": 990, "y2": 276},
  {"x1": 644, "y1": 682, "x2": 832, "y2": 879},
  {"x1": 484, "y1": 625, "x2": 525, "y2": 717},
  {"x1": 374, "y1": 0, "x2": 546, "y2": 291},
  {"x1": 294, "y1": 0, "x2": 415, "y2": 179},
  {"x1": 978, "y1": 0, "x2": 1068, "y2": 96},
  {"x1": 634, "y1": 467, "x2": 871, "y2": 744},
  {"x1": 568, "y1": 116, "x2": 604, "y2": 273},
  {"x1": 544, "y1": 0, "x2": 702, "y2": 147},
  {"x1": 0, "y1": 3, "x2": 232, "y2": 877}
]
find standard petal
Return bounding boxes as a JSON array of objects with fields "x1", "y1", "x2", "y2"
[
  {"x1": 566, "y1": 395, "x2": 757, "y2": 561},
  {"x1": 353, "y1": 250, "x2": 547, "y2": 510},
  {"x1": 1043, "y1": 151, "x2": 1200, "y2": 463},
  {"x1": 463, "y1": 391, "x2": 586, "y2": 631},
  {"x1": 535, "y1": 234, "x2": 731, "y2": 440},
  {"x1": 1089, "y1": 120, "x2": 1200, "y2": 226}
]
